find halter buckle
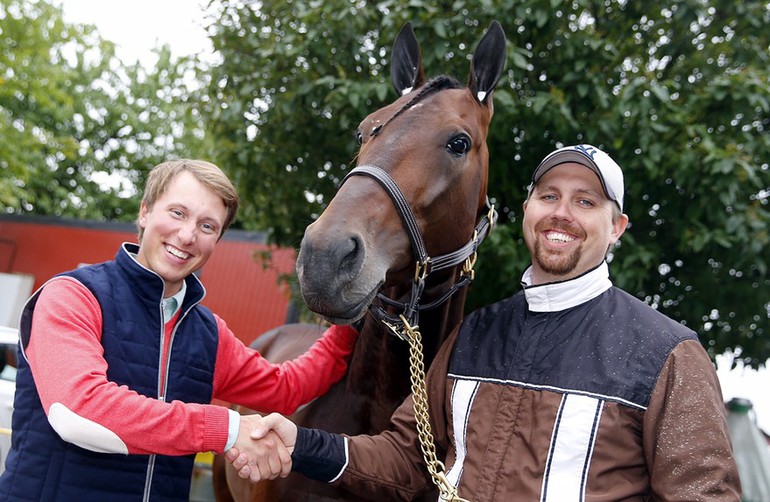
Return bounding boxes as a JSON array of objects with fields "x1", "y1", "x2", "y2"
[
  {"x1": 487, "y1": 204, "x2": 498, "y2": 229},
  {"x1": 462, "y1": 252, "x2": 477, "y2": 282},
  {"x1": 382, "y1": 319, "x2": 409, "y2": 342},
  {"x1": 414, "y1": 259, "x2": 431, "y2": 282}
]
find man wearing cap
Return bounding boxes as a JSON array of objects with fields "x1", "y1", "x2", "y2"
[{"x1": 235, "y1": 145, "x2": 742, "y2": 501}]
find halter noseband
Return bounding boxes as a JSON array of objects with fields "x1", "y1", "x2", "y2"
[{"x1": 341, "y1": 164, "x2": 497, "y2": 339}]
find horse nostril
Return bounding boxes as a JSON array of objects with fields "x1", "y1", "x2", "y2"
[{"x1": 338, "y1": 234, "x2": 364, "y2": 278}]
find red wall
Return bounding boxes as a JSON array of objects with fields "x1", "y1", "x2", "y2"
[{"x1": 0, "y1": 216, "x2": 296, "y2": 346}]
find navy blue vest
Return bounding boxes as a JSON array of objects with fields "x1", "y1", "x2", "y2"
[{"x1": 0, "y1": 243, "x2": 219, "y2": 501}]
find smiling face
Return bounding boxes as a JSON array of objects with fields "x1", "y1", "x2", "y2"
[
  {"x1": 522, "y1": 163, "x2": 628, "y2": 285},
  {"x1": 136, "y1": 171, "x2": 227, "y2": 296}
]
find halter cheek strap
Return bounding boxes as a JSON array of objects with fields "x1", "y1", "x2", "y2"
[
  {"x1": 341, "y1": 164, "x2": 497, "y2": 336},
  {"x1": 343, "y1": 165, "x2": 429, "y2": 266}
]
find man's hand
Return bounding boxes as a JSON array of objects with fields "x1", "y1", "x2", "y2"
[
  {"x1": 224, "y1": 414, "x2": 292, "y2": 483},
  {"x1": 250, "y1": 412, "x2": 298, "y2": 448}
]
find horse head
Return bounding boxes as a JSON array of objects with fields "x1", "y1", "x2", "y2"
[{"x1": 297, "y1": 21, "x2": 506, "y2": 326}]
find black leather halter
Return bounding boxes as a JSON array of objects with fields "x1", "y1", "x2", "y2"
[{"x1": 341, "y1": 164, "x2": 497, "y2": 339}]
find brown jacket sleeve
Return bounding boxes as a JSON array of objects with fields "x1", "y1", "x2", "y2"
[
  {"x1": 331, "y1": 326, "x2": 460, "y2": 500},
  {"x1": 643, "y1": 339, "x2": 742, "y2": 501}
]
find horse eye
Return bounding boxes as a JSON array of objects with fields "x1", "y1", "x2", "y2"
[
  {"x1": 356, "y1": 130, "x2": 363, "y2": 145},
  {"x1": 447, "y1": 135, "x2": 471, "y2": 156}
]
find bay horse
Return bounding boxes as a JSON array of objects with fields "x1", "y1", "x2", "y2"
[{"x1": 216, "y1": 20, "x2": 507, "y2": 501}]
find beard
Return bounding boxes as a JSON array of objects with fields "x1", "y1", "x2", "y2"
[
  {"x1": 532, "y1": 239, "x2": 582, "y2": 277},
  {"x1": 530, "y1": 220, "x2": 585, "y2": 277}
]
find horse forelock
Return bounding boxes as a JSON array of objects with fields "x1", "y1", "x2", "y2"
[{"x1": 370, "y1": 75, "x2": 463, "y2": 139}]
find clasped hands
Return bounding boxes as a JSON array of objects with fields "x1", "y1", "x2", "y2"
[{"x1": 224, "y1": 413, "x2": 297, "y2": 483}]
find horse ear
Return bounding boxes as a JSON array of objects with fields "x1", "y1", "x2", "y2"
[
  {"x1": 469, "y1": 21, "x2": 507, "y2": 104},
  {"x1": 391, "y1": 22, "x2": 426, "y2": 96}
]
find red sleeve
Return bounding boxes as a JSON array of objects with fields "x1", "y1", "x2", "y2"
[
  {"x1": 26, "y1": 277, "x2": 230, "y2": 455},
  {"x1": 212, "y1": 319, "x2": 358, "y2": 415}
]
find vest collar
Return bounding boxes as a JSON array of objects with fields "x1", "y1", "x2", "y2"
[
  {"x1": 117, "y1": 242, "x2": 205, "y2": 308},
  {"x1": 521, "y1": 261, "x2": 613, "y2": 312}
]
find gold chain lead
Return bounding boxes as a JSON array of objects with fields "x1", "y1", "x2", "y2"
[{"x1": 398, "y1": 315, "x2": 471, "y2": 502}]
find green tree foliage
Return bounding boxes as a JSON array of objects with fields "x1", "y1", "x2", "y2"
[
  {"x1": 205, "y1": 0, "x2": 769, "y2": 366},
  {"x1": 0, "y1": 0, "x2": 208, "y2": 221}
]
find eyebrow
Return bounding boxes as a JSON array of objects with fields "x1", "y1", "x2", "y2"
[
  {"x1": 538, "y1": 183, "x2": 602, "y2": 196},
  {"x1": 535, "y1": 184, "x2": 609, "y2": 204},
  {"x1": 168, "y1": 202, "x2": 224, "y2": 227},
  {"x1": 574, "y1": 187, "x2": 604, "y2": 199}
]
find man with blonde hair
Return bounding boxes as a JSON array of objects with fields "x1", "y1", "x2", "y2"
[{"x1": 0, "y1": 159, "x2": 358, "y2": 501}]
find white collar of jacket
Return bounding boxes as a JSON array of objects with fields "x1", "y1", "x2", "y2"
[{"x1": 521, "y1": 261, "x2": 613, "y2": 312}]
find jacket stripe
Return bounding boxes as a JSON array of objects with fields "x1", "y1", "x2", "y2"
[
  {"x1": 541, "y1": 394, "x2": 603, "y2": 502},
  {"x1": 446, "y1": 373, "x2": 645, "y2": 411},
  {"x1": 446, "y1": 379, "x2": 480, "y2": 493}
]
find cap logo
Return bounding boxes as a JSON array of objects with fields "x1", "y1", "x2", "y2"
[{"x1": 575, "y1": 144, "x2": 597, "y2": 160}]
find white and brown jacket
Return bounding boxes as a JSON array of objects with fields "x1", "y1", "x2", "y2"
[{"x1": 292, "y1": 262, "x2": 742, "y2": 501}]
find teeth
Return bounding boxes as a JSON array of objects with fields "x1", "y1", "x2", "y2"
[
  {"x1": 546, "y1": 231, "x2": 574, "y2": 243},
  {"x1": 166, "y1": 245, "x2": 190, "y2": 259}
]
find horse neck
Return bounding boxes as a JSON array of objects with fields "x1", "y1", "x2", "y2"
[{"x1": 346, "y1": 266, "x2": 468, "y2": 408}]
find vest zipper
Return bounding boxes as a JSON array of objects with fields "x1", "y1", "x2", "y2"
[
  {"x1": 144, "y1": 292, "x2": 203, "y2": 501},
  {"x1": 143, "y1": 454, "x2": 156, "y2": 502}
]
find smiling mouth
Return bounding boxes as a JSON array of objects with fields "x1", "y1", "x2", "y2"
[
  {"x1": 165, "y1": 245, "x2": 190, "y2": 260},
  {"x1": 544, "y1": 230, "x2": 576, "y2": 243}
]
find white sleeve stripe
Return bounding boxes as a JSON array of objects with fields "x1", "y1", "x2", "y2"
[{"x1": 328, "y1": 436, "x2": 349, "y2": 483}]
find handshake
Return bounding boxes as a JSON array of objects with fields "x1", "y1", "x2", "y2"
[{"x1": 224, "y1": 413, "x2": 297, "y2": 483}]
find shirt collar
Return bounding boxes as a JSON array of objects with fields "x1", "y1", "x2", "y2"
[
  {"x1": 161, "y1": 282, "x2": 186, "y2": 323},
  {"x1": 165, "y1": 280, "x2": 186, "y2": 314},
  {"x1": 521, "y1": 261, "x2": 613, "y2": 312}
]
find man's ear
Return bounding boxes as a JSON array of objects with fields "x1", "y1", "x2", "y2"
[
  {"x1": 610, "y1": 213, "x2": 629, "y2": 244},
  {"x1": 138, "y1": 203, "x2": 149, "y2": 227}
]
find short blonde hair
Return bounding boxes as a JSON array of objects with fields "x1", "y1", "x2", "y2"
[{"x1": 137, "y1": 159, "x2": 240, "y2": 241}]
